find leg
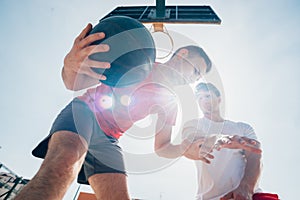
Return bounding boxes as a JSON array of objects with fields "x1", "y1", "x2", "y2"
[
  {"x1": 89, "y1": 173, "x2": 130, "y2": 200},
  {"x1": 15, "y1": 131, "x2": 88, "y2": 200}
]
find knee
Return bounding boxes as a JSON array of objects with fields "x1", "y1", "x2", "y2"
[{"x1": 45, "y1": 131, "x2": 88, "y2": 170}]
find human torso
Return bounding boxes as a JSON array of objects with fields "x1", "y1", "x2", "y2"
[
  {"x1": 78, "y1": 65, "x2": 178, "y2": 139},
  {"x1": 184, "y1": 118, "x2": 257, "y2": 200}
]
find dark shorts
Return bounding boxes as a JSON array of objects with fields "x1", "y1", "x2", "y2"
[{"x1": 32, "y1": 98, "x2": 126, "y2": 185}]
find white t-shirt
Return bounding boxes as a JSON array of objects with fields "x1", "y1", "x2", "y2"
[{"x1": 183, "y1": 118, "x2": 259, "y2": 200}]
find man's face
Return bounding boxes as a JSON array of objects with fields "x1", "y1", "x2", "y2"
[
  {"x1": 180, "y1": 56, "x2": 207, "y2": 84},
  {"x1": 197, "y1": 90, "x2": 220, "y2": 113}
]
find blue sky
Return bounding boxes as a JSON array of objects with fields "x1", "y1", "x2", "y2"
[{"x1": 1, "y1": 0, "x2": 300, "y2": 199}]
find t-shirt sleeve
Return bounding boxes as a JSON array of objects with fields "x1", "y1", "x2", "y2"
[{"x1": 237, "y1": 122, "x2": 257, "y2": 140}]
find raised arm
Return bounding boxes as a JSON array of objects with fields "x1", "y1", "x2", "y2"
[{"x1": 62, "y1": 23, "x2": 111, "y2": 91}]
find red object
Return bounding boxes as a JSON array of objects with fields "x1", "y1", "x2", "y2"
[
  {"x1": 253, "y1": 193, "x2": 279, "y2": 200},
  {"x1": 77, "y1": 192, "x2": 97, "y2": 200}
]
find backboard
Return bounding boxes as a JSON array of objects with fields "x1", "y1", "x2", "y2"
[
  {"x1": 101, "y1": 4, "x2": 221, "y2": 31},
  {"x1": 99, "y1": 1, "x2": 222, "y2": 59}
]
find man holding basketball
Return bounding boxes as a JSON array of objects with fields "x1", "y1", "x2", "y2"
[{"x1": 15, "y1": 20, "x2": 260, "y2": 200}]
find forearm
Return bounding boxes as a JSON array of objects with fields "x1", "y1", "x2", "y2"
[
  {"x1": 240, "y1": 150, "x2": 262, "y2": 190},
  {"x1": 154, "y1": 121, "x2": 185, "y2": 159},
  {"x1": 62, "y1": 66, "x2": 76, "y2": 90},
  {"x1": 61, "y1": 24, "x2": 109, "y2": 91},
  {"x1": 155, "y1": 142, "x2": 185, "y2": 158}
]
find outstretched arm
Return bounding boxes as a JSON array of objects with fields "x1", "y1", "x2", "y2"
[
  {"x1": 154, "y1": 122, "x2": 214, "y2": 162},
  {"x1": 62, "y1": 23, "x2": 111, "y2": 91},
  {"x1": 215, "y1": 135, "x2": 262, "y2": 154},
  {"x1": 154, "y1": 108, "x2": 191, "y2": 158},
  {"x1": 155, "y1": 130, "x2": 214, "y2": 164},
  {"x1": 181, "y1": 134, "x2": 262, "y2": 164},
  {"x1": 154, "y1": 123, "x2": 184, "y2": 158}
]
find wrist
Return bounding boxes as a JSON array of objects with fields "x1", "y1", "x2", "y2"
[
  {"x1": 180, "y1": 140, "x2": 191, "y2": 156},
  {"x1": 239, "y1": 181, "x2": 255, "y2": 192}
]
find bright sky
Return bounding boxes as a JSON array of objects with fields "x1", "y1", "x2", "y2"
[{"x1": 1, "y1": 0, "x2": 300, "y2": 199}]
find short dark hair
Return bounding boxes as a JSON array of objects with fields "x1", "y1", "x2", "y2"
[
  {"x1": 195, "y1": 82, "x2": 221, "y2": 97},
  {"x1": 172, "y1": 45, "x2": 212, "y2": 73}
]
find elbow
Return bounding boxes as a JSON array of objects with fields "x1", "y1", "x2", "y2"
[
  {"x1": 63, "y1": 81, "x2": 80, "y2": 91},
  {"x1": 61, "y1": 68, "x2": 79, "y2": 91},
  {"x1": 64, "y1": 83, "x2": 74, "y2": 91},
  {"x1": 154, "y1": 145, "x2": 164, "y2": 157},
  {"x1": 155, "y1": 151, "x2": 164, "y2": 157},
  {"x1": 66, "y1": 84, "x2": 78, "y2": 91},
  {"x1": 154, "y1": 143, "x2": 168, "y2": 157}
]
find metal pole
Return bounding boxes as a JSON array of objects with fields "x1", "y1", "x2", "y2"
[
  {"x1": 0, "y1": 162, "x2": 17, "y2": 176},
  {"x1": 156, "y1": 0, "x2": 165, "y2": 18},
  {"x1": 72, "y1": 184, "x2": 81, "y2": 200}
]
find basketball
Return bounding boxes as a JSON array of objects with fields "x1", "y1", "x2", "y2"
[{"x1": 87, "y1": 15, "x2": 156, "y2": 87}]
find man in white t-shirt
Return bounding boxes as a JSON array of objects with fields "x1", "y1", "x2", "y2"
[{"x1": 182, "y1": 83, "x2": 262, "y2": 200}]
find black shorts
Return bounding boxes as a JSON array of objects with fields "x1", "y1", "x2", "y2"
[{"x1": 32, "y1": 98, "x2": 126, "y2": 184}]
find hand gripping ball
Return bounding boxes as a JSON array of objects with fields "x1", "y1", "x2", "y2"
[{"x1": 88, "y1": 15, "x2": 156, "y2": 87}]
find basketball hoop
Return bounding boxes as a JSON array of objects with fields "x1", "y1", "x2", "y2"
[
  {"x1": 100, "y1": 3, "x2": 221, "y2": 60},
  {"x1": 149, "y1": 23, "x2": 174, "y2": 60}
]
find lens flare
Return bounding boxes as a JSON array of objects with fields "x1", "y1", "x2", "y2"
[
  {"x1": 120, "y1": 95, "x2": 132, "y2": 106},
  {"x1": 97, "y1": 95, "x2": 113, "y2": 109}
]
